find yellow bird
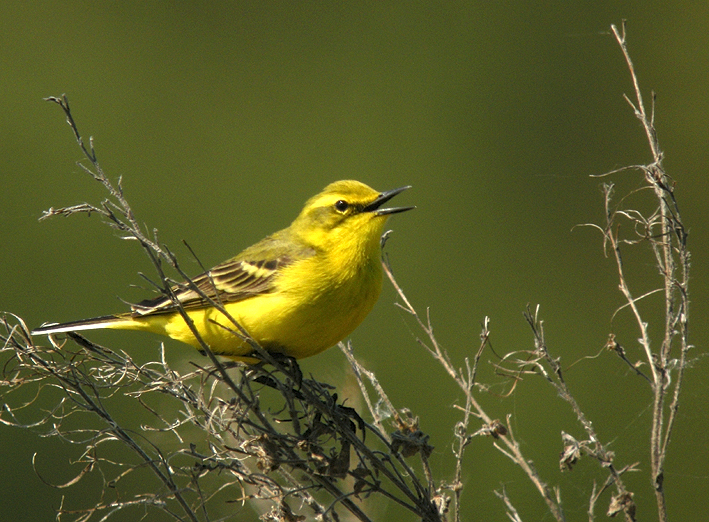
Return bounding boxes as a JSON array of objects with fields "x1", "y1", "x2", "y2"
[{"x1": 32, "y1": 180, "x2": 413, "y2": 362}]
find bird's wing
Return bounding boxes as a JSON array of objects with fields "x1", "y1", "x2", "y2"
[{"x1": 131, "y1": 234, "x2": 315, "y2": 316}]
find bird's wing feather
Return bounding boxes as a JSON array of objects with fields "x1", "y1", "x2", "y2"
[{"x1": 131, "y1": 233, "x2": 315, "y2": 316}]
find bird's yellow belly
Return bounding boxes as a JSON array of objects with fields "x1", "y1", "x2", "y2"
[{"x1": 154, "y1": 264, "x2": 383, "y2": 361}]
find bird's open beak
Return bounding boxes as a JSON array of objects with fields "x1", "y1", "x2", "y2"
[{"x1": 364, "y1": 186, "x2": 415, "y2": 216}]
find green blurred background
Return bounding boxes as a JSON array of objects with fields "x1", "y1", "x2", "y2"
[{"x1": 2, "y1": 2, "x2": 708, "y2": 521}]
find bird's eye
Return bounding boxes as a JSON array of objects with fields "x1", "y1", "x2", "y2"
[{"x1": 334, "y1": 200, "x2": 349, "y2": 213}]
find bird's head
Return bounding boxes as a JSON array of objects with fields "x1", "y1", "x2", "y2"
[{"x1": 291, "y1": 180, "x2": 413, "y2": 255}]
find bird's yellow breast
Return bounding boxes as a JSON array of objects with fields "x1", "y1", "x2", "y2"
[{"x1": 153, "y1": 250, "x2": 383, "y2": 361}]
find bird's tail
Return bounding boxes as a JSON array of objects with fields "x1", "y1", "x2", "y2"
[{"x1": 31, "y1": 314, "x2": 143, "y2": 336}]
